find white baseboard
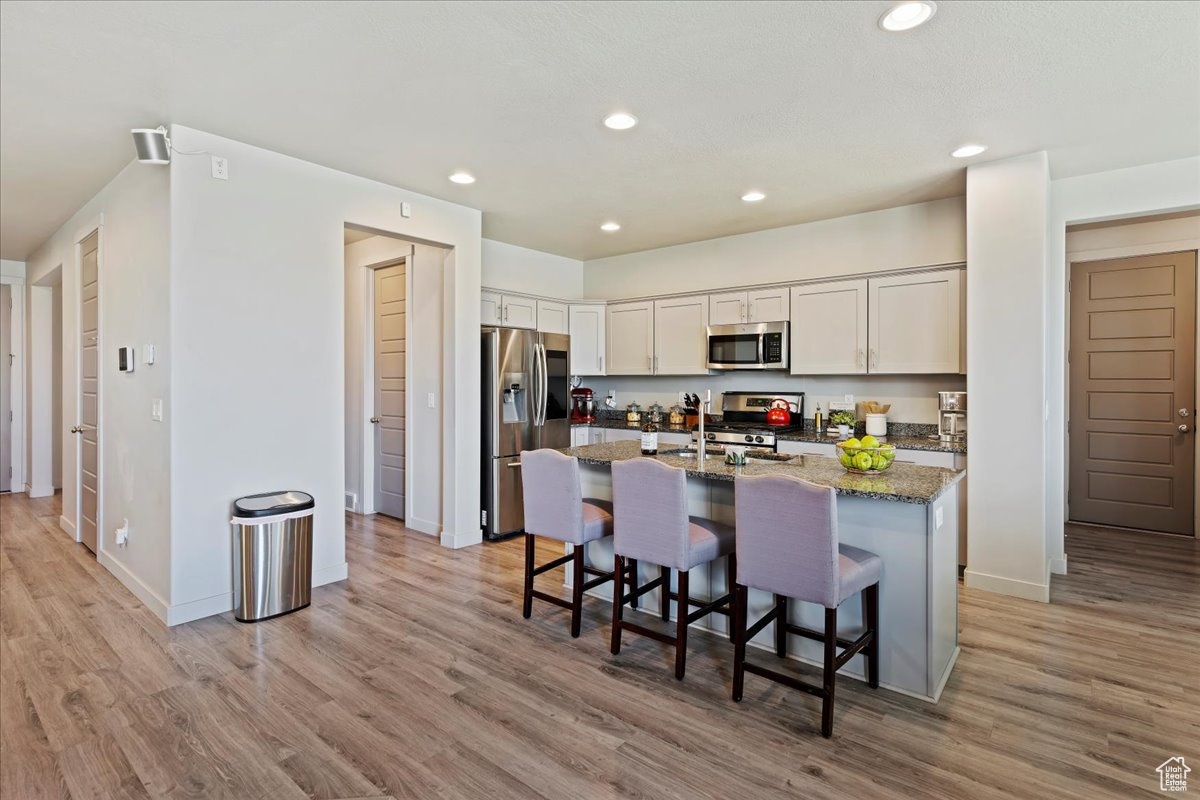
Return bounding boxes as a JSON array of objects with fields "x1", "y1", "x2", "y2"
[
  {"x1": 314, "y1": 560, "x2": 348, "y2": 587},
  {"x1": 440, "y1": 528, "x2": 482, "y2": 549},
  {"x1": 964, "y1": 569, "x2": 1050, "y2": 603},
  {"x1": 407, "y1": 516, "x2": 440, "y2": 537},
  {"x1": 98, "y1": 549, "x2": 170, "y2": 623},
  {"x1": 1049, "y1": 554, "x2": 1068, "y2": 575},
  {"x1": 167, "y1": 591, "x2": 232, "y2": 626},
  {"x1": 59, "y1": 514, "x2": 77, "y2": 539},
  {"x1": 27, "y1": 483, "x2": 55, "y2": 499}
]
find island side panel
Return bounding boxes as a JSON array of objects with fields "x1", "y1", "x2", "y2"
[{"x1": 928, "y1": 483, "x2": 960, "y2": 700}]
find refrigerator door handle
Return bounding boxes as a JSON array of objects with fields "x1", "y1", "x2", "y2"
[
  {"x1": 538, "y1": 342, "x2": 549, "y2": 426},
  {"x1": 532, "y1": 343, "x2": 543, "y2": 427}
]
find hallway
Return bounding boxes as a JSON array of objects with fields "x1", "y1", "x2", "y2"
[{"x1": 1, "y1": 490, "x2": 1197, "y2": 799}]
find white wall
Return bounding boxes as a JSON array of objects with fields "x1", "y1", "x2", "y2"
[
  {"x1": 584, "y1": 197, "x2": 965, "y2": 300},
  {"x1": 965, "y1": 152, "x2": 1050, "y2": 602},
  {"x1": 22, "y1": 162, "x2": 172, "y2": 617},
  {"x1": 51, "y1": 283, "x2": 62, "y2": 488},
  {"x1": 1, "y1": 260, "x2": 25, "y2": 494},
  {"x1": 167, "y1": 125, "x2": 482, "y2": 625},
  {"x1": 482, "y1": 238, "x2": 584, "y2": 299},
  {"x1": 587, "y1": 373, "x2": 964, "y2": 426}
]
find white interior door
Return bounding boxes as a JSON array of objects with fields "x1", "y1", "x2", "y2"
[
  {"x1": 0, "y1": 284, "x2": 10, "y2": 492},
  {"x1": 373, "y1": 263, "x2": 406, "y2": 519},
  {"x1": 78, "y1": 232, "x2": 99, "y2": 552}
]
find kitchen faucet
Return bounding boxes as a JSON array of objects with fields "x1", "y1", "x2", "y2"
[{"x1": 696, "y1": 390, "x2": 711, "y2": 460}]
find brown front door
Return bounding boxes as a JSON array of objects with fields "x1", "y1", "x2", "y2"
[{"x1": 1069, "y1": 251, "x2": 1197, "y2": 535}]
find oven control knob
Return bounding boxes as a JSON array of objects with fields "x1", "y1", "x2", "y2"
[
  {"x1": 706, "y1": 433, "x2": 715, "y2": 440},
  {"x1": 755, "y1": 436, "x2": 764, "y2": 443},
  {"x1": 744, "y1": 435, "x2": 754, "y2": 443}
]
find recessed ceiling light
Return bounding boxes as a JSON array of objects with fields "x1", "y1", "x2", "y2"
[
  {"x1": 879, "y1": 1, "x2": 937, "y2": 31},
  {"x1": 600, "y1": 222, "x2": 621, "y2": 232},
  {"x1": 448, "y1": 171, "x2": 476, "y2": 184},
  {"x1": 951, "y1": 144, "x2": 988, "y2": 159},
  {"x1": 741, "y1": 191, "x2": 766, "y2": 203},
  {"x1": 603, "y1": 112, "x2": 638, "y2": 130}
]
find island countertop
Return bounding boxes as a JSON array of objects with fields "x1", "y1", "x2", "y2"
[{"x1": 559, "y1": 440, "x2": 963, "y2": 505}]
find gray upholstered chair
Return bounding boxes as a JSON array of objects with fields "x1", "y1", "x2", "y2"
[
  {"x1": 731, "y1": 474, "x2": 881, "y2": 738},
  {"x1": 610, "y1": 457, "x2": 736, "y2": 680},
  {"x1": 520, "y1": 449, "x2": 630, "y2": 637}
]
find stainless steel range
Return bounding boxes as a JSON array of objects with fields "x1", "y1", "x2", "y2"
[{"x1": 691, "y1": 391, "x2": 805, "y2": 453}]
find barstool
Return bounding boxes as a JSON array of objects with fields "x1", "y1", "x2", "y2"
[
  {"x1": 731, "y1": 474, "x2": 881, "y2": 738},
  {"x1": 610, "y1": 457, "x2": 735, "y2": 680},
  {"x1": 520, "y1": 449, "x2": 634, "y2": 637}
]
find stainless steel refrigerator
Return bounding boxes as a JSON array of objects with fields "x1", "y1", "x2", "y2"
[{"x1": 481, "y1": 327, "x2": 571, "y2": 539}]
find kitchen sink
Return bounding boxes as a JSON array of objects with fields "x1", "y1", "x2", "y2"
[{"x1": 659, "y1": 448, "x2": 796, "y2": 463}]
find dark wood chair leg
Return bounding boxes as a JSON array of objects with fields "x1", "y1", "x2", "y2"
[
  {"x1": 628, "y1": 558, "x2": 640, "y2": 609},
  {"x1": 610, "y1": 554, "x2": 625, "y2": 655},
  {"x1": 732, "y1": 584, "x2": 747, "y2": 702},
  {"x1": 674, "y1": 569, "x2": 689, "y2": 680},
  {"x1": 821, "y1": 606, "x2": 838, "y2": 738},
  {"x1": 774, "y1": 594, "x2": 788, "y2": 657},
  {"x1": 570, "y1": 545, "x2": 585, "y2": 638},
  {"x1": 659, "y1": 565, "x2": 671, "y2": 621},
  {"x1": 522, "y1": 533, "x2": 535, "y2": 619},
  {"x1": 864, "y1": 583, "x2": 880, "y2": 689}
]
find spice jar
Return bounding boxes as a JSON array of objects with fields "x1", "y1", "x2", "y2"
[
  {"x1": 648, "y1": 402, "x2": 664, "y2": 425},
  {"x1": 625, "y1": 402, "x2": 642, "y2": 424},
  {"x1": 669, "y1": 404, "x2": 686, "y2": 426}
]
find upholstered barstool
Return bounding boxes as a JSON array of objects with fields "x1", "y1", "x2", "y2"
[
  {"x1": 731, "y1": 474, "x2": 881, "y2": 738},
  {"x1": 610, "y1": 458, "x2": 736, "y2": 680},
  {"x1": 520, "y1": 449, "x2": 634, "y2": 637}
]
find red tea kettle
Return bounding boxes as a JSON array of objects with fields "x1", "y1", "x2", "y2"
[{"x1": 766, "y1": 397, "x2": 794, "y2": 426}]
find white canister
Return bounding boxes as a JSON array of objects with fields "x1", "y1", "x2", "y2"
[
  {"x1": 836, "y1": 423, "x2": 851, "y2": 439},
  {"x1": 865, "y1": 414, "x2": 888, "y2": 438}
]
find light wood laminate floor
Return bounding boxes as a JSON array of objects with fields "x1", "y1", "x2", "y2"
[{"x1": 2, "y1": 491, "x2": 1197, "y2": 799}]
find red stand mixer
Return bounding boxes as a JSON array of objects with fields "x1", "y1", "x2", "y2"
[{"x1": 571, "y1": 387, "x2": 596, "y2": 423}]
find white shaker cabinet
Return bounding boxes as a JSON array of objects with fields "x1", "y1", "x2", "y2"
[
  {"x1": 746, "y1": 287, "x2": 790, "y2": 322},
  {"x1": 606, "y1": 301, "x2": 655, "y2": 375},
  {"x1": 709, "y1": 291, "x2": 748, "y2": 325},
  {"x1": 653, "y1": 295, "x2": 710, "y2": 375},
  {"x1": 790, "y1": 280, "x2": 868, "y2": 375},
  {"x1": 501, "y1": 294, "x2": 537, "y2": 330},
  {"x1": 867, "y1": 270, "x2": 962, "y2": 373},
  {"x1": 568, "y1": 304, "x2": 606, "y2": 375},
  {"x1": 536, "y1": 300, "x2": 568, "y2": 334},
  {"x1": 481, "y1": 290, "x2": 503, "y2": 326}
]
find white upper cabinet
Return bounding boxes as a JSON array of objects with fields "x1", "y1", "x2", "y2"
[
  {"x1": 501, "y1": 295, "x2": 537, "y2": 329},
  {"x1": 709, "y1": 291, "x2": 748, "y2": 325},
  {"x1": 791, "y1": 280, "x2": 868, "y2": 374},
  {"x1": 568, "y1": 304, "x2": 606, "y2": 375},
  {"x1": 746, "y1": 287, "x2": 790, "y2": 322},
  {"x1": 481, "y1": 290, "x2": 503, "y2": 326},
  {"x1": 654, "y1": 295, "x2": 710, "y2": 375},
  {"x1": 536, "y1": 300, "x2": 568, "y2": 334},
  {"x1": 867, "y1": 270, "x2": 962, "y2": 373},
  {"x1": 607, "y1": 301, "x2": 655, "y2": 375}
]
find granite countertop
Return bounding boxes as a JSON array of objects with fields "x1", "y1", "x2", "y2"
[{"x1": 561, "y1": 440, "x2": 964, "y2": 505}]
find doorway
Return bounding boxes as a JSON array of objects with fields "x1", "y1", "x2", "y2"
[
  {"x1": 1068, "y1": 250, "x2": 1197, "y2": 535},
  {"x1": 0, "y1": 284, "x2": 11, "y2": 492},
  {"x1": 372, "y1": 261, "x2": 407, "y2": 519},
  {"x1": 78, "y1": 230, "x2": 100, "y2": 552}
]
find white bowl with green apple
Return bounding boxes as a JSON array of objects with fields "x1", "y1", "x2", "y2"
[{"x1": 835, "y1": 435, "x2": 897, "y2": 474}]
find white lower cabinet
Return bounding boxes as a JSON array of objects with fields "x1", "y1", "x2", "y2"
[
  {"x1": 603, "y1": 428, "x2": 641, "y2": 443},
  {"x1": 777, "y1": 440, "x2": 838, "y2": 458},
  {"x1": 607, "y1": 301, "x2": 655, "y2": 375}
]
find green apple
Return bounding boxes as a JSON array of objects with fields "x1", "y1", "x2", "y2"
[
  {"x1": 859, "y1": 435, "x2": 880, "y2": 449},
  {"x1": 843, "y1": 438, "x2": 861, "y2": 450},
  {"x1": 853, "y1": 451, "x2": 873, "y2": 471}
]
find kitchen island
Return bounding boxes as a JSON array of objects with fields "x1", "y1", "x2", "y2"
[{"x1": 559, "y1": 440, "x2": 963, "y2": 702}]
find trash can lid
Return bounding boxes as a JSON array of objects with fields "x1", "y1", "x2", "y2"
[{"x1": 233, "y1": 490, "x2": 315, "y2": 518}]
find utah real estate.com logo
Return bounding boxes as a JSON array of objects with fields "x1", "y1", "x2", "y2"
[{"x1": 1158, "y1": 757, "x2": 1190, "y2": 792}]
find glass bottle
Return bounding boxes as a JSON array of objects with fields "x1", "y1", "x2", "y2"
[{"x1": 641, "y1": 420, "x2": 659, "y2": 455}]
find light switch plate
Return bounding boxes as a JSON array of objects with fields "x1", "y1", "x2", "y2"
[
  {"x1": 401, "y1": 202, "x2": 412, "y2": 218},
  {"x1": 426, "y1": 392, "x2": 436, "y2": 408},
  {"x1": 151, "y1": 398, "x2": 163, "y2": 421},
  {"x1": 142, "y1": 344, "x2": 156, "y2": 365}
]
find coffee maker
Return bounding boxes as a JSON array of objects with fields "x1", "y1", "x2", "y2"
[
  {"x1": 571, "y1": 387, "x2": 596, "y2": 423},
  {"x1": 937, "y1": 391, "x2": 967, "y2": 441}
]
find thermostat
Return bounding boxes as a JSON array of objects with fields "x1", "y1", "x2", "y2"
[{"x1": 118, "y1": 346, "x2": 135, "y2": 373}]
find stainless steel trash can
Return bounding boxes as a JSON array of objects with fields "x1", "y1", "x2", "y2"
[{"x1": 231, "y1": 490, "x2": 315, "y2": 622}]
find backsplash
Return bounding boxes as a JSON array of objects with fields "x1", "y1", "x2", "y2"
[{"x1": 580, "y1": 372, "x2": 966, "y2": 425}]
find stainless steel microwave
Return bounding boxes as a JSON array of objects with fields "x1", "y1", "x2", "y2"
[{"x1": 706, "y1": 322, "x2": 789, "y2": 370}]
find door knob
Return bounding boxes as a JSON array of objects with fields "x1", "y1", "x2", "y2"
[
  {"x1": 369, "y1": 417, "x2": 381, "y2": 424},
  {"x1": 1180, "y1": 424, "x2": 1190, "y2": 434},
  {"x1": 70, "y1": 426, "x2": 82, "y2": 434}
]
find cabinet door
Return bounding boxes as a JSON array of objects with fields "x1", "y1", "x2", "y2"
[
  {"x1": 890, "y1": 449, "x2": 956, "y2": 468},
  {"x1": 709, "y1": 291, "x2": 747, "y2": 325},
  {"x1": 570, "y1": 427, "x2": 589, "y2": 447},
  {"x1": 777, "y1": 441, "x2": 837, "y2": 458},
  {"x1": 481, "y1": 290, "x2": 503, "y2": 326},
  {"x1": 536, "y1": 300, "x2": 568, "y2": 334},
  {"x1": 868, "y1": 270, "x2": 962, "y2": 373},
  {"x1": 790, "y1": 280, "x2": 868, "y2": 374},
  {"x1": 747, "y1": 287, "x2": 789, "y2": 322},
  {"x1": 588, "y1": 428, "x2": 605, "y2": 444},
  {"x1": 654, "y1": 295, "x2": 710, "y2": 375},
  {"x1": 502, "y1": 295, "x2": 537, "y2": 329},
  {"x1": 604, "y1": 428, "x2": 641, "y2": 443},
  {"x1": 606, "y1": 301, "x2": 655, "y2": 375},
  {"x1": 568, "y1": 304, "x2": 606, "y2": 375}
]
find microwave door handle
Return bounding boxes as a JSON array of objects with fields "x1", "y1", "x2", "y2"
[{"x1": 757, "y1": 334, "x2": 764, "y2": 366}]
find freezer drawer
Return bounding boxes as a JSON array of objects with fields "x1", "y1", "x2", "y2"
[{"x1": 489, "y1": 455, "x2": 525, "y2": 538}]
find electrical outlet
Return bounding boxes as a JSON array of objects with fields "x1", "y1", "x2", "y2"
[
  {"x1": 211, "y1": 156, "x2": 228, "y2": 180},
  {"x1": 115, "y1": 519, "x2": 130, "y2": 546},
  {"x1": 426, "y1": 392, "x2": 436, "y2": 408},
  {"x1": 844, "y1": 394, "x2": 854, "y2": 403},
  {"x1": 678, "y1": 391, "x2": 689, "y2": 403}
]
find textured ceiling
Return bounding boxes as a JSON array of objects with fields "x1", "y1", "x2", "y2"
[{"x1": 2, "y1": 0, "x2": 1198, "y2": 261}]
